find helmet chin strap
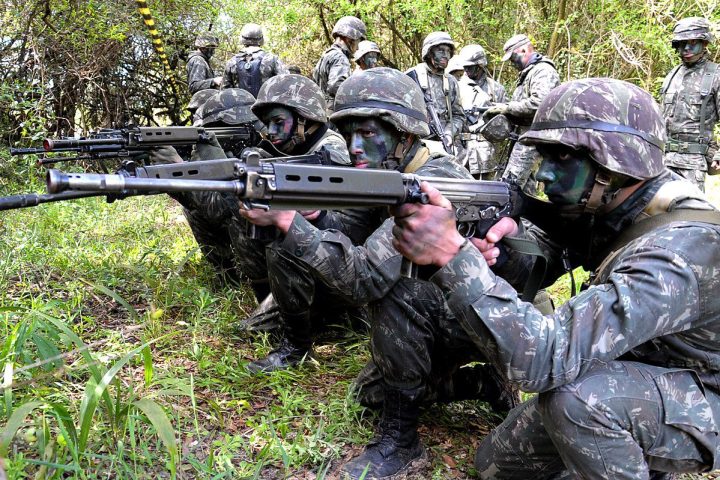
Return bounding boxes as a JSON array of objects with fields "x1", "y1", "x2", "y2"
[
  {"x1": 382, "y1": 134, "x2": 412, "y2": 170},
  {"x1": 583, "y1": 170, "x2": 611, "y2": 214},
  {"x1": 276, "y1": 117, "x2": 320, "y2": 153}
]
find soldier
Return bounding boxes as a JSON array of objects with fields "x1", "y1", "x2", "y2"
[
  {"x1": 186, "y1": 33, "x2": 222, "y2": 94},
  {"x1": 661, "y1": 17, "x2": 720, "y2": 192},
  {"x1": 445, "y1": 55, "x2": 465, "y2": 81},
  {"x1": 407, "y1": 32, "x2": 466, "y2": 157},
  {"x1": 238, "y1": 68, "x2": 515, "y2": 479},
  {"x1": 485, "y1": 34, "x2": 559, "y2": 189},
  {"x1": 456, "y1": 44, "x2": 508, "y2": 179},
  {"x1": 313, "y1": 16, "x2": 367, "y2": 114},
  {"x1": 222, "y1": 23, "x2": 288, "y2": 97},
  {"x1": 353, "y1": 40, "x2": 381, "y2": 73},
  {"x1": 391, "y1": 77, "x2": 720, "y2": 478},
  {"x1": 187, "y1": 89, "x2": 217, "y2": 126}
]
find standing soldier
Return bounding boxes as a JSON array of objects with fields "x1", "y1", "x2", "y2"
[
  {"x1": 353, "y1": 40, "x2": 381, "y2": 73},
  {"x1": 186, "y1": 33, "x2": 222, "y2": 94},
  {"x1": 222, "y1": 23, "x2": 288, "y2": 97},
  {"x1": 313, "y1": 16, "x2": 367, "y2": 114},
  {"x1": 456, "y1": 44, "x2": 508, "y2": 179},
  {"x1": 661, "y1": 17, "x2": 720, "y2": 192},
  {"x1": 407, "y1": 32, "x2": 466, "y2": 157},
  {"x1": 484, "y1": 34, "x2": 559, "y2": 189}
]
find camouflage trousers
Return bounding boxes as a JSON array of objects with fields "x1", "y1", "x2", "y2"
[
  {"x1": 475, "y1": 360, "x2": 720, "y2": 479},
  {"x1": 667, "y1": 166, "x2": 706, "y2": 193}
]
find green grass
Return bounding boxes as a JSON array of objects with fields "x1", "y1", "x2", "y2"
[{"x1": 1, "y1": 171, "x2": 719, "y2": 479}]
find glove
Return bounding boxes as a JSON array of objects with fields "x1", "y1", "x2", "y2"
[
  {"x1": 483, "y1": 104, "x2": 509, "y2": 119},
  {"x1": 148, "y1": 145, "x2": 183, "y2": 164}
]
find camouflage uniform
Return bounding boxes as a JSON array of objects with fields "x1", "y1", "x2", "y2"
[
  {"x1": 411, "y1": 78, "x2": 720, "y2": 478},
  {"x1": 186, "y1": 34, "x2": 221, "y2": 94},
  {"x1": 407, "y1": 32, "x2": 466, "y2": 156},
  {"x1": 222, "y1": 24, "x2": 288, "y2": 97},
  {"x1": 661, "y1": 17, "x2": 720, "y2": 192},
  {"x1": 456, "y1": 45, "x2": 508, "y2": 179},
  {"x1": 498, "y1": 35, "x2": 560, "y2": 188},
  {"x1": 313, "y1": 16, "x2": 366, "y2": 114}
]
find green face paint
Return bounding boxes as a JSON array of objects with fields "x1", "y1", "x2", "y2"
[
  {"x1": 339, "y1": 118, "x2": 400, "y2": 169},
  {"x1": 361, "y1": 52, "x2": 379, "y2": 69},
  {"x1": 675, "y1": 39, "x2": 706, "y2": 64},
  {"x1": 535, "y1": 145, "x2": 598, "y2": 205},
  {"x1": 429, "y1": 45, "x2": 452, "y2": 70},
  {"x1": 260, "y1": 106, "x2": 295, "y2": 148}
]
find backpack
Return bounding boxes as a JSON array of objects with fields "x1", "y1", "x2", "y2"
[{"x1": 234, "y1": 51, "x2": 264, "y2": 97}]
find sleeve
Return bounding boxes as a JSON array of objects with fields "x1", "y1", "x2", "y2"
[
  {"x1": 431, "y1": 236, "x2": 702, "y2": 393},
  {"x1": 186, "y1": 57, "x2": 217, "y2": 94},
  {"x1": 273, "y1": 54, "x2": 290, "y2": 76},
  {"x1": 222, "y1": 58, "x2": 235, "y2": 89},
  {"x1": 448, "y1": 76, "x2": 466, "y2": 137},
  {"x1": 495, "y1": 82, "x2": 508, "y2": 103},
  {"x1": 326, "y1": 53, "x2": 351, "y2": 96},
  {"x1": 505, "y1": 64, "x2": 560, "y2": 119}
]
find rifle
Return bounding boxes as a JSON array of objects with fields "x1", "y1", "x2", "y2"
[
  {"x1": 464, "y1": 106, "x2": 490, "y2": 126},
  {"x1": 422, "y1": 90, "x2": 455, "y2": 156},
  {"x1": 45, "y1": 152, "x2": 522, "y2": 239}
]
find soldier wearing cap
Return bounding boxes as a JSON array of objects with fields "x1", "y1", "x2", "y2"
[
  {"x1": 313, "y1": 16, "x2": 367, "y2": 113},
  {"x1": 660, "y1": 17, "x2": 720, "y2": 192},
  {"x1": 456, "y1": 44, "x2": 508, "y2": 179},
  {"x1": 407, "y1": 31, "x2": 466, "y2": 157},
  {"x1": 186, "y1": 33, "x2": 223, "y2": 94},
  {"x1": 485, "y1": 34, "x2": 559, "y2": 190},
  {"x1": 222, "y1": 23, "x2": 288, "y2": 97},
  {"x1": 353, "y1": 40, "x2": 381, "y2": 73},
  {"x1": 390, "y1": 77, "x2": 720, "y2": 478}
]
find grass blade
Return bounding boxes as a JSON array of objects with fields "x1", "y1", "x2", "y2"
[
  {"x1": 0, "y1": 401, "x2": 43, "y2": 456},
  {"x1": 132, "y1": 398, "x2": 177, "y2": 479}
]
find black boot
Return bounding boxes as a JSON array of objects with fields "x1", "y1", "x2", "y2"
[
  {"x1": 435, "y1": 364, "x2": 520, "y2": 414},
  {"x1": 341, "y1": 386, "x2": 427, "y2": 479},
  {"x1": 246, "y1": 311, "x2": 313, "y2": 374}
]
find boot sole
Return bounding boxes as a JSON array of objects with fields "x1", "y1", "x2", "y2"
[{"x1": 337, "y1": 448, "x2": 429, "y2": 480}]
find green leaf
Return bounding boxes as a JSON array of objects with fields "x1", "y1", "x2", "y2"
[
  {"x1": 0, "y1": 401, "x2": 43, "y2": 456},
  {"x1": 142, "y1": 345, "x2": 154, "y2": 388},
  {"x1": 132, "y1": 398, "x2": 178, "y2": 478},
  {"x1": 81, "y1": 280, "x2": 140, "y2": 323}
]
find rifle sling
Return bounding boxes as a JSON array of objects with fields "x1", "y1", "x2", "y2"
[{"x1": 501, "y1": 236, "x2": 548, "y2": 303}]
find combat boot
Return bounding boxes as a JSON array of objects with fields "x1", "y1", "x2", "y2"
[
  {"x1": 341, "y1": 386, "x2": 427, "y2": 479},
  {"x1": 246, "y1": 311, "x2": 313, "y2": 374}
]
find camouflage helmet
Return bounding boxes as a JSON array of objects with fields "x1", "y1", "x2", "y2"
[
  {"x1": 252, "y1": 74, "x2": 327, "y2": 124},
  {"x1": 459, "y1": 44, "x2": 488, "y2": 67},
  {"x1": 520, "y1": 78, "x2": 666, "y2": 181},
  {"x1": 332, "y1": 16, "x2": 367, "y2": 41},
  {"x1": 197, "y1": 88, "x2": 259, "y2": 126},
  {"x1": 187, "y1": 89, "x2": 217, "y2": 113},
  {"x1": 330, "y1": 67, "x2": 430, "y2": 136},
  {"x1": 195, "y1": 33, "x2": 219, "y2": 48},
  {"x1": 241, "y1": 23, "x2": 264, "y2": 46},
  {"x1": 672, "y1": 17, "x2": 714, "y2": 45},
  {"x1": 421, "y1": 31, "x2": 456, "y2": 60},
  {"x1": 446, "y1": 56, "x2": 465, "y2": 75},
  {"x1": 353, "y1": 40, "x2": 381, "y2": 62}
]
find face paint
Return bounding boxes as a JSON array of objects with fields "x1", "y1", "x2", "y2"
[
  {"x1": 535, "y1": 145, "x2": 598, "y2": 205},
  {"x1": 509, "y1": 51, "x2": 525, "y2": 71},
  {"x1": 675, "y1": 39, "x2": 706, "y2": 64},
  {"x1": 339, "y1": 118, "x2": 400, "y2": 169},
  {"x1": 260, "y1": 106, "x2": 295, "y2": 148},
  {"x1": 202, "y1": 47, "x2": 216, "y2": 60},
  {"x1": 430, "y1": 45, "x2": 452, "y2": 70},
  {"x1": 464, "y1": 65, "x2": 485, "y2": 82},
  {"x1": 361, "y1": 52, "x2": 379, "y2": 69}
]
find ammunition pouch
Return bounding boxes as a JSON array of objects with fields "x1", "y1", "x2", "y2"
[{"x1": 665, "y1": 138, "x2": 709, "y2": 155}]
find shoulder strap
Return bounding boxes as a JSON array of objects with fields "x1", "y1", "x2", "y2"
[
  {"x1": 660, "y1": 65, "x2": 682, "y2": 95},
  {"x1": 413, "y1": 65, "x2": 430, "y2": 91},
  {"x1": 698, "y1": 62, "x2": 719, "y2": 140}
]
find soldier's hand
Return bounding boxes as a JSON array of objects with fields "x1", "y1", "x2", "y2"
[
  {"x1": 470, "y1": 217, "x2": 519, "y2": 266},
  {"x1": 711, "y1": 152, "x2": 720, "y2": 173},
  {"x1": 483, "y1": 104, "x2": 508, "y2": 119},
  {"x1": 239, "y1": 207, "x2": 297, "y2": 234},
  {"x1": 148, "y1": 146, "x2": 183, "y2": 164},
  {"x1": 390, "y1": 182, "x2": 466, "y2": 267}
]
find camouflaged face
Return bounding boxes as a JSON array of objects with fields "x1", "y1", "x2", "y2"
[
  {"x1": 520, "y1": 77, "x2": 666, "y2": 180},
  {"x1": 195, "y1": 34, "x2": 219, "y2": 48},
  {"x1": 673, "y1": 17, "x2": 714, "y2": 43},
  {"x1": 241, "y1": 23, "x2": 264, "y2": 46},
  {"x1": 329, "y1": 67, "x2": 430, "y2": 136},
  {"x1": 187, "y1": 89, "x2": 217, "y2": 112},
  {"x1": 252, "y1": 74, "x2": 327, "y2": 123},
  {"x1": 332, "y1": 16, "x2": 367, "y2": 41},
  {"x1": 353, "y1": 41, "x2": 381, "y2": 61},
  {"x1": 421, "y1": 31, "x2": 455, "y2": 59},
  {"x1": 459, "y1": 44, "x2": 488, "y2": 67},
  {"x1": 197, "y1": 88, "x2": 258, "y2": 126}
]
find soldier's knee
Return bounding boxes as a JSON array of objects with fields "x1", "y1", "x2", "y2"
[{"x1": 537, "y1": 387, "x2": 589, "y2": 435}]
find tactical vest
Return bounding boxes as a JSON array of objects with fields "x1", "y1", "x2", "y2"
[
  {"x1": 660, "y1": 61, "x2": 719, "y2": 155},
  {"x1": 409, "y1": 64, "x2": 453, "y2": 130},
  {"x1": 234, "y1": 51, "x2": 265, "y2": 97}
]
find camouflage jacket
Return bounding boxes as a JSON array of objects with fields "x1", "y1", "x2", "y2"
[
  {"x1": 186, "y1": 51, "x2": 218, "y2": 94},
  {"x1": 661, "y1": 56, "x2": 720, "y2": 169},
  {"x1": 507, "y1": 55, "x2": 560, "y2": 129},
  {"x1": 431, "y1": 170, "x2": 720, "y2": 396},
  {"x1": 222, "y1": 47, "x2": 289, "y2": 91},
  {"x1": 276, "y1": 145, "x2": 472, "y2": 305},
  {"x1": 407, "y1": 64, "x2": 466, "y2": 139},
  {"x1": 312, "y1": 44, "x2": 352, "y2": 113}
]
